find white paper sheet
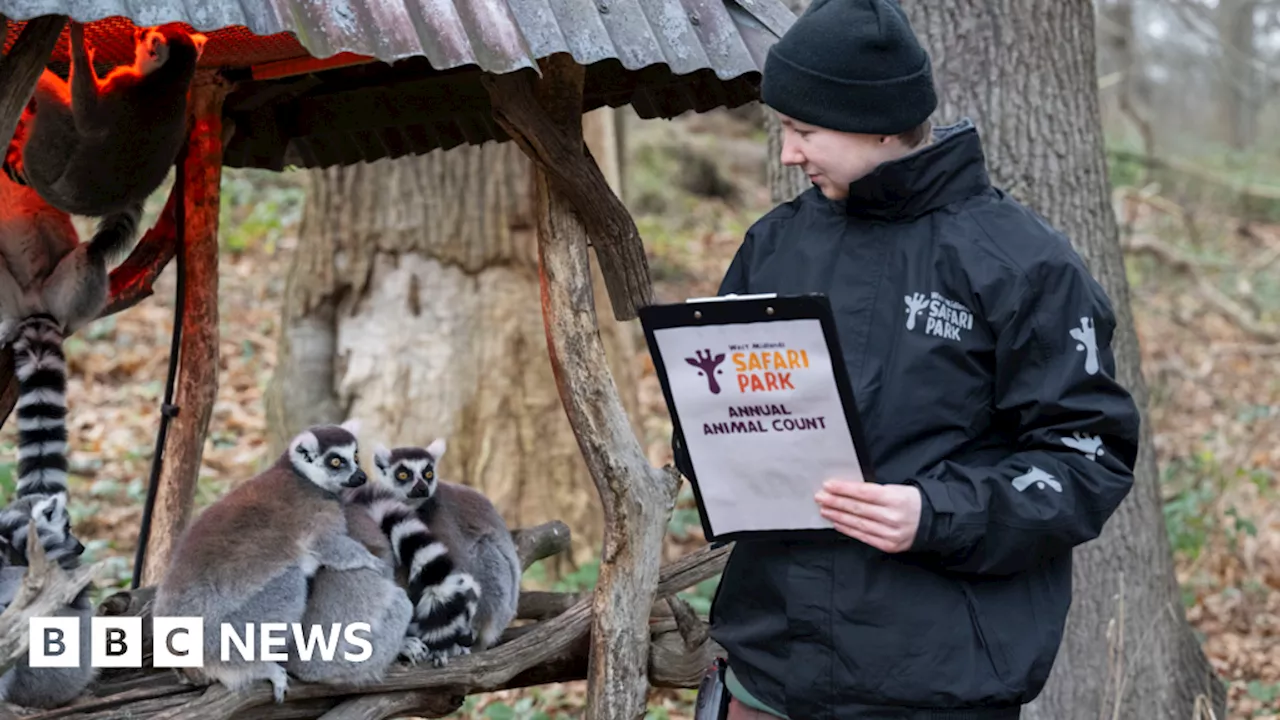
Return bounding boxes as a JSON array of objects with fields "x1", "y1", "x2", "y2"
[{"x1": 654, "y1": 317, "x2": 865, "y2": 536}]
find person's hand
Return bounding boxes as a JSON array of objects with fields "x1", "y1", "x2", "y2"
[{"x1": 814, "y1": 480, "x2": 921, "y2": 553}]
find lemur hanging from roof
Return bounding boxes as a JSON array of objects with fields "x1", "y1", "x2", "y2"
[{"x1": 4, "y1": 20, "x2": 205, "y2": 228}]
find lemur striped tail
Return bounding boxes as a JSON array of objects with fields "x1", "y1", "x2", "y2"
[
  {"x1": 12, "y1": 315, "x2": 69, "y2": 499},
  {"x1": 346, "y1": 485, "x2": 479, "y2": 657},
  {"x1": 87, "y1": 202, "x2": 144, "y2": 265}
]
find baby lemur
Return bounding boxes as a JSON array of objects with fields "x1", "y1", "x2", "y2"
[
  {"x1": 0, "y1": 491, "x2": 95, "y2": 709},
  {"x1": 373, "y1": 438, "x2": 521, "y2": 652},
  {"x1": 7, "y1": 21, "x2": 205, "y2": 222},
  {"x1": 153, "y1": 421, "x2": 390, "y2": 703}
]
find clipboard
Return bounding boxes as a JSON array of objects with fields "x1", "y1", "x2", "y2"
[{"x1": 639, "y1": 292, "x2": 878, "y2": 543}]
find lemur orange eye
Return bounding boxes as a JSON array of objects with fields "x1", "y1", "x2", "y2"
[
  {"x1": 396, "y1": 470, "x2": 409, "y2": 481},
  {"x1": 329, "y1": 457, "x2": 342, "y2": 468},
  {"x1": 424, "y1": 470, "x2": 433, "y2": 479}
]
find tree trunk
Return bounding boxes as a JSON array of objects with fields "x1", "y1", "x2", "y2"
[
  {"x1": 1215, "y1": 0, "x2": 1259, "y2": 151},
  {"x1": 1097, "y1": 0, "x2": 1155, "y2": 164},
  {"x1": 901, "y1": 2, "x2": 1227, "y2": 718},
  {"x1": 763, "y1": 0, "x2": 810, "y2": 204},
  {"x1": 264, "y1": 137, "x2": 637, "y2": 573}
]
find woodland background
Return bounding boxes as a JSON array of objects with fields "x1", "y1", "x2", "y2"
[{"x1": 2, "y1": 0, "x2": 1278, "y2": 718}]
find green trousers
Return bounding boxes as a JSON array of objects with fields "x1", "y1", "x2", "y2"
[{"x1": 725, "y1": 665, "x2": 789, "y2": 719}]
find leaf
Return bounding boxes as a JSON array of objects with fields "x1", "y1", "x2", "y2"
[{"x1": 485, "y1": 702, "x2": 515, "y2": 720}]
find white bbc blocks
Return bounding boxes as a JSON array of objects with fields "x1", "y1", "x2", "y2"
[
  {"x1": 152, "y1": 617, "x2": 204, "y2": 668},
  {"x1": 27, "y1": 618, "x2": 373, "y2": 668},
  {"x1": 27, "y1": 617, "x2": 80, "y2": 668},
  {"x1": 28, "y1": 617, "x2": 199, "y2": 669},
  {"x1": 91, "y1": 617, "x2": 143, "y2": 668}
]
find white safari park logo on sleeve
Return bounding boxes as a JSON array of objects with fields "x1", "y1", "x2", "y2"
[{"x1": 1070, "y1": 316, "x2": 1099, "y2": 375}]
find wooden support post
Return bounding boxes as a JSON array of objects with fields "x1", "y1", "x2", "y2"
[
  {"x1": 485, "y1": 54, "x2": 682, "y2": 720},
  {"x1": 138, "y1": 72, "x2": 229, "y2": 587},
  {"x1": 483, "y1": 58, "x2": 655, "y2": 322},
  {"x1": 0, "y1": 15, "x2": 63, "y2": 148}
]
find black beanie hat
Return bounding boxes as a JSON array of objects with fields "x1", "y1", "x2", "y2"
[{"x1": 761, "y1": 0, "x2": 937, "y2": 135}]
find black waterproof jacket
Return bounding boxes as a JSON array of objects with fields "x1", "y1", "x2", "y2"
[{"x1": 673, "y1": 120, "x2": 1141, "y2": 719}]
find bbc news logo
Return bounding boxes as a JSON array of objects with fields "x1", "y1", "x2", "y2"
[{"x1": 29, "y1": 617, "x2": 374, "y2": 668}]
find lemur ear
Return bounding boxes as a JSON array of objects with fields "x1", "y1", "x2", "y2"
[
  {"x1": 190, "y1": 32, "x2": 208, "y2": 58},
  {"x1": 373, "y1": 443, "x2": 391, "y2": 471},
  {"x1": 425, "y1": 437, "x2": 446, "y2": 461},
  {"x1": 290, "y1": 431, "x2": 320, "y2": 464},
  {"x1": 339, "y1": 417, "x2": 362, "y2": 437}
]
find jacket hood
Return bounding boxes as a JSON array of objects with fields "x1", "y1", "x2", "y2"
[{"x1": 840, "y1": 118, "x2": 993, "y2": 222}]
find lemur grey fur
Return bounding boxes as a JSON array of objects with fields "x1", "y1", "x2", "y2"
[
  {"x1": 283, "y1": 500, "x2": 414, "y2": 686},
  {"x1": 0, "y1": 172, "x2": 141, "y2": 346},
  {"x1": 0, "y1": 492, "x2": 95, "y2": 709},
  {"x1": 344, "y1": 482, "x2": 481, "y2": 666},
  {"x1": 373, "y1": 438, "x2": 521, "y2": 652},
  {"x1": 152, "y1": 420, "x2": 387, "y2": 703},
  {"x1": 6, "y1": 21, "x2": 205, "y2": 226}
]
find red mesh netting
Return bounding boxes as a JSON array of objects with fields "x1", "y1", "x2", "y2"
[{"x1": 2, "y1": 16, "x2": 313, "y2": 71}]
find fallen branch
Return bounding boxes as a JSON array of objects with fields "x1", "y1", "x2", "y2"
[
  {"x1": 1108, "y1": 148, "x2": 1280, "y2": 224},
  {"x1": 1123, "y1": 234, "x2": 1280, "y2": 343}
]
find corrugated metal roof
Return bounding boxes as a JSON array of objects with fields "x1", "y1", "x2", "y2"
[
  {"x1": 0, "y1": 0, "x2": 792, "y2": 78},
  {"x1": 0, "y1": 0, "x2": 794, "y2": 168}
]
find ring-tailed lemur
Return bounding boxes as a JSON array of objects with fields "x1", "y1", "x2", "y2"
[
  {"x1": 344, "y1": 482, "x2": 481, "y2": 666},
  {"x1": 12, "y1": 315, "x2": 71, "y2": 500},
  {"x1": 152, "y1": 421, "x2": 387, "y2": 703},
  {"x1": 5, "y1": 21, "x2": 205, "y2": 226},
  {"x1": 0, "y1": 171, "x2": 141, "y2": 348},
  {"x1": 372, "y1": 438, "x2": 521, "y2": 652},
  {"x1": 0, "y1": 492, "x2": 95, "y2": 709}
]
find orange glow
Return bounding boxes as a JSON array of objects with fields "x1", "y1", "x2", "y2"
[{"x1": 2, "y1": 16, "x2": 314, "y2": 71}]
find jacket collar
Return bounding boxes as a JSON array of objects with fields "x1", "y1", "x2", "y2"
[{"x1": 840, "y1": 119, "x2": 992, "y2": 222}]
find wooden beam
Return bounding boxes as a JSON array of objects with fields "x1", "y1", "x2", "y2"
[
  {"x1": 515, "y1": 55, "x2": 682, "y2": 720},
  {"x1": 0, "y1": 15, "x2": 63, "y2": 149},
  {"x1": 482, "y1": 57, "x2": 656, "y2": 322},
  {"x1": 137, "y1": 72, "x2": 231, "y2": 587}
]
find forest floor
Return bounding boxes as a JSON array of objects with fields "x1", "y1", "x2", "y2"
[{"x1": 0, "y1": 107, "x2": 1275, "y2": 719}]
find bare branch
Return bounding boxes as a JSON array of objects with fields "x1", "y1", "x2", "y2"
[
  {"x1": 511, "y1": 520, "x2": 572, "y2": 570},
  {"x1": 0, "y1": 523, "x2": 103, "y2": 678}
]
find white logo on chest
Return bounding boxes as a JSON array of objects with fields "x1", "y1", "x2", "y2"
[{"x1": 904, "y1": 291, "x2": 973, "y2": 342}]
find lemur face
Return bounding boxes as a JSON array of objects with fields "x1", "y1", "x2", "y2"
[
  {"x1": 0, "y1": 493, "x2": 85, "y2": 570},
  {"x1": 133, "y1": 27, "x2": 170, "y2": 74},
  {"x1": 289, "y1": 423, "x2": 368, "y2": 494},
  {"x1": 373, "y1": 438, "x2": 447, "y2": 501}
]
